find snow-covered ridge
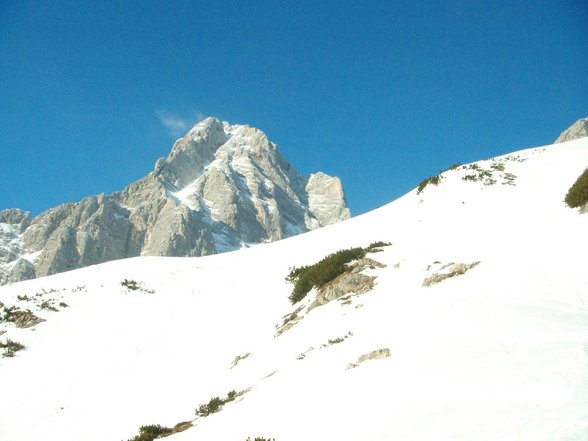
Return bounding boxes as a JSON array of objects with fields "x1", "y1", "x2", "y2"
[{"x1": 1, "y1": 137, "x2": 587, "y2": 441}]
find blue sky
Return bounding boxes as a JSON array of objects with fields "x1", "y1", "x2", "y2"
[{"x1": 1, "y1": 1, "x2": 586, "y2": 217}]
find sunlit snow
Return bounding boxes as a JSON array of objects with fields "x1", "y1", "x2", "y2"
[{"x1": 1, "y1": 138, "x2": 587, "y2": 441}]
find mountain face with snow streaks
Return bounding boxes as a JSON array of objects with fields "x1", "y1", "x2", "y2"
[{"x1": 0, "y1": 118, "x2": 350, "y2": 285}]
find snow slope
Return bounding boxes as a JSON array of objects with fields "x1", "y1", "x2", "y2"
[{"x1": 0, "y1": 138, "x2": 587, "y2": 441}]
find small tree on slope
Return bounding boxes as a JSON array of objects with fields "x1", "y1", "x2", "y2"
[{"x1": 565, "y1": 168, "x2": 588, "y2": 208}]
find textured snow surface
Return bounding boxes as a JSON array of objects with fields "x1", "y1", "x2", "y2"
[{"x1": 1, "y1": 138, "x2": 587, "y2": 441}]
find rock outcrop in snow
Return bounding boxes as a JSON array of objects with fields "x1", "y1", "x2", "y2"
[
  {"x1": 0, "y1": 117, "x2": 350, "y2": 284},
  {"x1": 555, "y1": 116, "x2": 588, "y2": 143}
]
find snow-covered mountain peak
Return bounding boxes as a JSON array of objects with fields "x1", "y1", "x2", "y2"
[
  {"x1": 157, "y1": 117, "x2": 230, "y2": 190},
  {"x1": 159, "y1": 118, "x2": 291, "y2": 193},
  {"x1": 1, "y1": 118, "x2": 350, "y2": 285}
]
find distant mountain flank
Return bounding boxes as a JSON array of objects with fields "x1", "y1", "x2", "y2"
[
  {"x1": 0, "y1": 117, "x2": 350, "y2": 285},
  {"x1": 555, "y1": 116, "x2": 588, "y2": 143}
]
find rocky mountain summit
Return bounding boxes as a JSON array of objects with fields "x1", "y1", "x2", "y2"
[
  {"x1": 0, "y1": 117, "x2": 350, "y2": 285},
  {"x1": 555, "y1": 116, "x2": 588, "y2": 143}
]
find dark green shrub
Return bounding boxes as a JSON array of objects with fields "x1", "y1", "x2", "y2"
[
  {"x1": 565, "y1": 168, "x2": 588, "y2": 208},
  {"x1": 0, "y1": 339, "x2": 26, "y2": 357},
  {"x1": 366, "y1": 241, "x2": 391, "y2": 252},
  {"x1": 2, "y1": 305, "x2": 18, "y2": 322},
  {"x1": 121, "y1": 279, "x2": 155, "y2": 294},
  {"x1": 126, "y1": 424, "x2": 172, "y2": 441},
  {"x1": 321, "y1": 331, "x2": 353, "y2": 348},
  {"x1": 195, "y1": 389, "x2": 239, "y2": 418},
  {"x1": 417, "y1": 175, "x2": 441, "y2": 194},
  {"x1": 490, "y1": 162, "x2": 505, "y2": 171},
  {"x1": 417, "y1": 163, "x2": 467, "y2": 193},
  {"x1": 121, "y1": 279, "x2": 140, "y2": 290},
  {"x1": 196, "y1": 396, "x2": 223, "y2": 417},
  {"x1": 287, "y1": 247, "x2": 365, "y2": 304},
  {"x1": 286, "y1": 242, "x2": 391, "y2": 304},
  {"x1": 40, "y1": 300, "x2": 58, "y2": 311}
]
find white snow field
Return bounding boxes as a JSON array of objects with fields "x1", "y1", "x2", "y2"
[{"x1": 1, "y1": 137, "x2": 587, "y2": 441}]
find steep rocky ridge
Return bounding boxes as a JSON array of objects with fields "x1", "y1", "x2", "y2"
[
  {"x1": 0, "y1": 210, "x2": 35, "y2": 284},
  {"x1": 555, "y1": 116, "x2": 588, "y2": 143},
  {"x1": 0, "y1": 117, "x2": 350, "y2": 284}
]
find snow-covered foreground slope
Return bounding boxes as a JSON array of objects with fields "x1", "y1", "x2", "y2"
[{"x1": 1, "y1": 138, "x2": 587, "y2": 441}]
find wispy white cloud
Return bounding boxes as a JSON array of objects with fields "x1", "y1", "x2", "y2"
[{"x1": 157, "y1": 110, "x2": 205, "y2": 138}]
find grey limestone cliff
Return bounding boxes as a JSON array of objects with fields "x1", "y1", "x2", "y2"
[
  {"x1": 0, "y1": 209, "x2": 34, "y2": 284},
  {"x1": 555, "y1": 117, "x2": 588, "y2": 143},
  {"x1": 0, "y1": 117, "x2": 351, "y2": 284}
]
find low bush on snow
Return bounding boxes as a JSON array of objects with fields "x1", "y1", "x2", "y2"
[
  {"x1": 195, "y1": 390, "x2": 237, "y2": 417},
  {"x1": 416, "y1": 163, "x2": 462, "y2": 195},
  {"x1": 121, "y1": 279, "x2": 155, "y2": 294},
  {"x1": 285, "y1": 241, "x2": 390, "y2": 304},
  {"x1": 126, "y1": 424, "x2": 172, "y2": 441},
  {"x1": 121, "y1": 279, "x2": 141, "y2": 291},
  {"x1": 0, "y1": 339, "x2": 25, "y2": 358},
  {"x1": 565, "y1": 168, "x2": 588, "y2": 208},
  {"x1": 417, "y1": 174, "x2": 442, "y2": 194}
]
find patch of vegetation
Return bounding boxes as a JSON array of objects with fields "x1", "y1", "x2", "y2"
[
  {"x1": 417, "y1": 174, "x2": 442, "y2": 194},
  {"x1": 126, "y1": 424, "x2": 173, "y2": 441},
  {"x1": 490, "y1": 161, "x2": 505, "y2": 172},
  {"x1": 121, "y1": 279, "x2": 155, "y2": 294},
  {"x1": 275, "y1": 304, "x2": 305, "y2": 337},
  {"x1": 16, "y1": 295, "x2": 30, "y2": 301},
  {"x1": 246, "y1": 438, "x2": 276, "y2": 441},
  {"x1": 321, "y1": 331, "x2": 353, "y2": 348},
  {"x1": 564, "y1": 168, "x2": 588, "y2": 208},
  {"x1": 59, "y1": 302, "x2": 69, "y2": 308},
  {"x1": 462, "y1": 163, "x2": 496, "y2": 185},
  {"x1": 502, "y1": 172, "x2": 517, "y2": 185},
  {"x1": 297, "y1": 333, "x2": 354, "y2": 360},
  {"x1": 416, "y1": 163, "x2": 462, "y2": 195},
  {"x1": 296, "y1": 346, "x2": 315, "y2": 360},
  {"x1": 286, "y1": 242, "x2": 390, "y2": 304},
  {"x1": 40, "y1": 300, "x2": 58, "y2": 312},
  {"x1": 503, "y1": 154, "x2": 526, "y2": 163},
  {"x1": 1, "y1": 305, "x2": 18, "y2": 322},
  {"x1": 229, "y1": 352, "x2": 252, "y2": 369},
  {"x1": 121, "y1": 279, "x2": 141, "y2": 291},
  {"x1": 195, "y1": 390, "x2": 237, "y2": 418},
  {"x1": 366, "y1": 241, "x2": 391, "y2": 252},
  {"x1": 0, "y1": 339, "x2": 25, "y2": 358}
]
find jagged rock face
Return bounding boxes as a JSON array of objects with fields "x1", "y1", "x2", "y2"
[
  {"x1": 0, "y1": 117, "x2": 351, "y2": 284},
  {"x1": 305, "y1": 172, "x2": 351, "y2": 228},
  {"x1": 0, "y1": 209, "x2": 31, "y2": 233},
  {"x1": 555, "y1": 117, "x2": 588, "y2": 143},
  {"x1": 0, "y1": 209, "x2": 35, "y2": 285}
]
